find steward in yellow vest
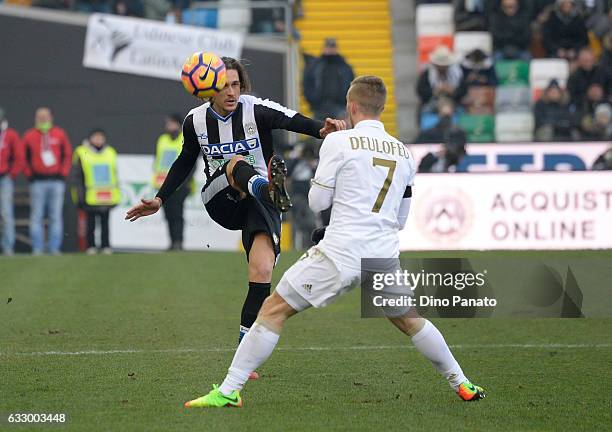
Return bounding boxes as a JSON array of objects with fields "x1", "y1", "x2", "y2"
[
  {"x1": 153, "y1": 114, "x2": 194, "y2": 251},
  {"x1": 71, "y1": 129, "x2": 120, "y2": 254}
]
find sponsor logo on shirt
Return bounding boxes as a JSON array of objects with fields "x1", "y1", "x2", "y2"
[{"x1": 200, "y1": 138, "x2": 260, "y2": 156}]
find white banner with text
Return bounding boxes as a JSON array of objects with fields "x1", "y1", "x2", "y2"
[
  {"x1": 401, "y1": 171, "x2": 612, "y2": 250},
  {"x1": 83, "y1": 13, "x2": 243, "y2": 80}
]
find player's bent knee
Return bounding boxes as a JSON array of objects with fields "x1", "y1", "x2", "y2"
[
  {"x1": 389, "y1": 315, "x2": 426, "y2": 337},
  {"x1": 257, "y1": 292, "x2": 296, "y2": 332}
]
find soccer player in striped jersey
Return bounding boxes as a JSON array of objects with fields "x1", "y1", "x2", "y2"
[
  {"x1": 126, "y1": 58, "x2": 345, "y2": 376},
  {"x1": 183, "y1": 76, "x2": 485, "y2": 408}
]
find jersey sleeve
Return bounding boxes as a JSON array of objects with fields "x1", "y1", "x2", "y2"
[
  {"x1": 252, "y1": 97, "x2": 323, "y2": 138},
  {"x1": 156, "y1": 115, "x2": 200, "y2": 203},
  {"x1": 311, "y1": 134, "x2": 344, "y2": 190}
]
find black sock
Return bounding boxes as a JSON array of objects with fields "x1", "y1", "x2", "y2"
[
  {"x1": 239, "y1": 281, "x2": 271, "y2": 343},
  {"x1": 232, "y1": 160, "x2": 270, "y2": 202}
]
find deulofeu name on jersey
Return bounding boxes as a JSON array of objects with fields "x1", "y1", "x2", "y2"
[
  {"x1": 200, "y1": 138, "x2": 260, "y2": 156},
  {"x1": 349, "y1": 136, "x2": 410, "y2": 159}
]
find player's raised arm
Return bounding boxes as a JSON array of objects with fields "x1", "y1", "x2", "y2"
[
  {"x1": 251, "y1": 96, "x2": 346, "y2": 139},
  {"x1": 125, "y1": 115, "x2": 200, "y2": 222}
]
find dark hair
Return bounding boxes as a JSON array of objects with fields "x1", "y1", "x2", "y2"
[
  {"x1": 88, "y1": 128, "x2": 106, "y2": 138},
  {"x1": 167, "y1": 113, "x2": 182, "y2": 124},
  {"x1": 221, "y1": 57, "x2": 252, "y2": 93},
  {"x1": 348, "y1": 75, "x2": 387, "y2": 116}
]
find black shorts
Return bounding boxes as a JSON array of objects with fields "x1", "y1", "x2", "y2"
[{"x1": 201, "y1": 163, "x2": 281, "y2": 260}]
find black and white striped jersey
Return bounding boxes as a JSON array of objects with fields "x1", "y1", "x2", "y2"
[{"x1": 156, "y1": 95, "x2": 324, "y2": 203}]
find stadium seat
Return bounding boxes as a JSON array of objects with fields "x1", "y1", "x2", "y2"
[
  {"x1": 529, "y1": 58, "x2": 569, "y2": 101},
  {"x1": 217, "y1": 0, "x2": 252, "y2": 32},
  {"x1": 182, "y1": 8, "x2": 219, "y2": 28},
  {"x1": 495, "y1": 86, "x2": 532, "y2": 113},
  {"x1": 416, "y1": 4, "x2": 454, "y2": 36},
  {"x1": 417, "y1": 35, "x2": 454, "y2": 68},
  {"x1": 495, "y1": 112, "x2": 534, "y2": 142},
  {"x1": 464, "y1": 86, "x2": 496, "y2": 115},
  {"x1": 458, "y1": 114, "x2": 495, "y2": 143},
  {"x1": 453, "y1": 32, "x2": 493, "y2": 60},
  {"x1": 495, "y1": 60, "x2": 530, "y2": 86}
]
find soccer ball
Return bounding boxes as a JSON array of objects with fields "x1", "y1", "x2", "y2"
[{"x1": 181, "y1": 52, "x2": 227, "y2": 99}]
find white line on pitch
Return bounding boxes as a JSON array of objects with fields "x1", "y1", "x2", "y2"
[{"x1": 1, "y1": 343, "x2": 611, "y2": 357}]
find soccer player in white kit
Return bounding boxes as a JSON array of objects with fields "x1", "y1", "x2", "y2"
[{"x1": 185, "y1": 76, "x2": 485, "y2": 408}]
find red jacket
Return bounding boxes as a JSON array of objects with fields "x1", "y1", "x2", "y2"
[
  {"x1": 0, "y1": 127, "x2": 24, "y2": 178},
  {"x1": 23, "y1": 126, "x2": 73, "y2": 180}
]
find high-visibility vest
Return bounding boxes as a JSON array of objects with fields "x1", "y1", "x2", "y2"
[
  {"x1": 73, "y1": 144, "x2": 121, "y2": 206},
  {"x1": 152, "y1": 133, "x2": 183, "y2": 189}
]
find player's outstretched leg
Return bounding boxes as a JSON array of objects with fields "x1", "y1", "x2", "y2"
[
  {"x1": 184, "y1": 292, "x2": 298, "y2": 408},
  {"x1": 389, "y1": 315, "x2": 486, "y2": 401}
]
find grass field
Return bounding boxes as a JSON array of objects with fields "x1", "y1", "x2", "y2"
[{"x1": 1, "y1": 251, "x2": 611, "y2": 431}]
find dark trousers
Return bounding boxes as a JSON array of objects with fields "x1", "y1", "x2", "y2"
[
  {"x1": 163, "y1": 185, "x2": 189, "y2": 245},
  {"x1": 86, "y1": 208, "x2": 110, "y2": 249}
]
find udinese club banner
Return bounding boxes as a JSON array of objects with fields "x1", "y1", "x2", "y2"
[
  {"x1": 401, "y1": 171, "x2": 612, "y2": 251},
  {"x1": 83, "y1": 13, "x2": 244, "y2": 80}
]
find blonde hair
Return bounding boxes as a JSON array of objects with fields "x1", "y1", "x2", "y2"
[{"x1": 347, "y1": 76, "x2": 387, "y2": 116}]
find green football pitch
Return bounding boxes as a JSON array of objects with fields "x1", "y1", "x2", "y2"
[{"x1": 1, "y1": 251, "x2": 611, "y2": 431}]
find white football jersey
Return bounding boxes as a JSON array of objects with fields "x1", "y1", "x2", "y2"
[{"x1": 313, "y1": 120, "x2": 416, "y2": 271}]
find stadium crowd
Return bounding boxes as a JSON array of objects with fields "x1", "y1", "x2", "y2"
[
  {"x1": 2, "y1": 0, "x2": 300, "y2": 33},
  {"x1": 417, "y1": 0, "x2": 612, "y2": 142},
  {"x1": 415, "y1": 0, "x2": 612, "y2": 144}
]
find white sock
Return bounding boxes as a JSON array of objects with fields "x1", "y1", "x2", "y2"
[
  {"x1": 219, "y1": 322, "x2": 280, "y2": 396},
  {"x1": 411, "y1": 320, "x2": 467, "y2": 390}
]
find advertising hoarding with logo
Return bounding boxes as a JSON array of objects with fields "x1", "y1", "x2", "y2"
[
  {"x1": 409, "y1": 142, "x2": 609, "y2": 172},
  {"x1": 83, "y1": 14, "x2": 244, "y2": 80},
  {"x1": 110, "y1": 155, "x2": 241, "y2": 251},
  {"x1": 401, "y1": 171, "x2": 612, "y2": 250}
]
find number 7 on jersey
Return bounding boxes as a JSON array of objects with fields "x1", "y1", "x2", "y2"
[{"x1": 371, "y1": 157, "x2": 396, "y2": 213}]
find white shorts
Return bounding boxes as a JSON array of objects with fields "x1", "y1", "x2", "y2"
[{"x1": 275, "y1": 247, "x2": 360, "y2": 312}]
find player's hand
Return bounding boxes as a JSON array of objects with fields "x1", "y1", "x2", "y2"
[
  {"x1": 319, "y1": 118, "x2": 347, "y2": 138},
  {"x1": 125, "y1": 197, "x2": 162, "y2": 222}
]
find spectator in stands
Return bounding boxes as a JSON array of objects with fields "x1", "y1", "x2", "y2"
[
  {"x1": 0, "y1": 108, "x2": 24, "y2": 256},
  {"x1": 143, "y1": 0, "x2": 171, "y2": 20},
  {"x1": 112, "y1": 0, "x2": 144, "y2": 17},
  {"x1": 23, "y1": 107, "x2": 72, "y2": 255},
  {"x1": 303, "y1": 38, "x2": 355, "y2": 120},
  {"x1": 454, "y1": 0, "x2": 488, "y2": 31},
  {"x1": 76, "y1": 0, "x2": 112, "y2": 13},
  {"x1": 580, "y1": 0, "x2": 612, "y2": 38},
  {"x1": 287, "y1": 144, "x2": 317, "y2": 249},
  {"x1": 490, "y1": 0, "x2": 532, "y2": 61},
  {"x1": 600, "y1": 32, "x2": 612, "y2": 101},
  {"x1": 578, "y1": 102, "x2": 612, "y2": 140},
  {"x1": 417, "y1": 46, "x2": 466, "y2": 114},
  {"x1": 460, "y1": 48, "x2": 498, "y2": 87},
  {"x1": 567, "y1": 47, "x2": 606, "y2": 106},
  {"x1": 592, "y1": 145, "x2": 612, "y2": 169},
  {"x1": 152, "y1": 114, "x2": 192, "y2": 251},
  {"x1": 574, "y1": 82, "x2": 607, "y2": 137},
  {"x1": 534, "y1": 80, "x2": 574, "y2": 141},
  {"x1": 416, "y1": 98, "x2": 467, "y2": 173},
  {"x1": 542, "y1": 0, "x2": 589, "y2": 60},
  {"x1": 71, "y1": 129, "x2": 120, "y2": 255}
]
